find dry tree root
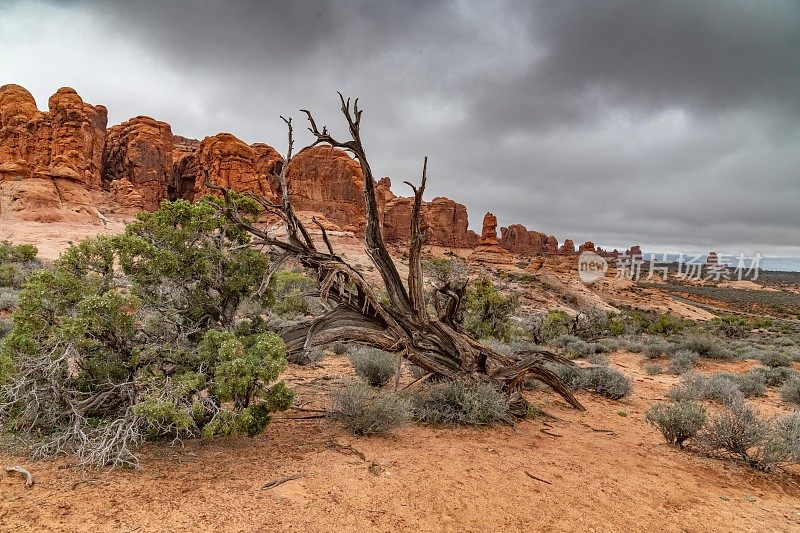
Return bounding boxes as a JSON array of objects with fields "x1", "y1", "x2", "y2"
[
  {"x1": 324, "y1": 439, "x2": 366, "y2": 461},
  {"x1": 524, "y1": 470, "x2": 552, "y2": 485},
  {"x1": 5, "y1": 466, "x2": 34, "y2": 488},
  {"x1": 262, "y1": 473, "x2": 303, "y2": 490}
]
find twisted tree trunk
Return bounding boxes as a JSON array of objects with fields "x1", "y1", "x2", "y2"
[{"x1": 207, "y1": 97, "x2": 583, "y2": 417}]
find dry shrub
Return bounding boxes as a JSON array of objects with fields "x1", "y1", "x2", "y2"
[
  {"x1": 646, "y1": 401, "x2": 707, "y2": 447},
  {"x1": 643, "y1": 362, "x2": 663, "y2": 375},
  {"x1": 330, "y1": 381, "x2": 410, "y2": 436},
  {"x1": 668, "y1": 350, "x2": 699, "y2": 374},
  {"x1": 759, "y1": 350, "x2": 794, "y2": 368},
  {"x1": 349, "y1": 347, "x2": 396, "y2": 387},
  {"x1": 780, "y1": 378, "x2": 800, "y2": 405},
  {"x1": 700, "y1": 402, "x2": 767, "y2": 460},
  {"x1": 750, "y1": 366, "x2": 798, "y2": 387},
  {"x1": 584, "y1": 366, "x2": 632, "y2": 399},
  {"x1": 411, "y1": 380, "x2": 509, "y2": 425},
  {"x1": 682, "y1": 333, "x2": 734, "y2": 360},
  {"x1": 666, "y1": 372, "x2": 707, "y2": 402}
]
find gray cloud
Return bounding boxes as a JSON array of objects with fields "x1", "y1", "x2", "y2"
[{"x1": 1, "y1": 0, "x2": 798, "y2": 257}]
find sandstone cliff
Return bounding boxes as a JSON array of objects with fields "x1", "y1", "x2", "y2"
[
  {"x1": 0, "y1": 84, "x2": 107, "y2": 222},
  {"x1": 0, "y1": 84, "x2": 640, "y2": 258}
]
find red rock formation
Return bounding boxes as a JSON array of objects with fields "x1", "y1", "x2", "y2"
[
  {"x1": 0, "y1": 84, "x2": 107, "y2": 187},
  {"x1": 284, "y1": 146, "x2": 364, "y2": 234},
  {"x1": 172, "y1": 135, "x2": 199, "y2": 161},
  {"x1": 0, "y1": 83, "x2": 646, "y2": 256},
  {"x1": 177, "y1": 133, "x2": 281, "y2": 202},
  {"x1": 625, "y1": 245, "x2": 643, "y2": 258},
  {"x1": 47, "y1": 88, "x2": 107, "y2": 187},
  {"x1": 578, "y1": 241, "x2": 596, "y2": 253},
  {"x1": 0, "y1": 84, "x2": 107, "y2": 222},
  {"x1": 499, "y1": 224, "x2": 548, "y2": 254},
  {"x1": 480, "y1": 212, "x2": 499, "y2": 243},
  {"x1": 706, "y1": 251, "x2": 719, "y2": 265},
  {"x1": 595, "y1": 247, "x2": 619, "y2": 258},
  {"x1": 103, "y1": 116, "x2": 174, "y2": 211},
  {"x1": 378, "y1": 178, "x2": 477, "y2": 248},
  {"x1": 469, "y1": 212, "x2": 512, "y2": 264},
  {"x1": 545, "y1": 235, "x2": 558, "y2": 254},
  {"x1": 527, "y1": 256, "x2": 545, "y2": 271},
  {"x1": 559, "y1": 239, "x2": 576, "y2": 255}
]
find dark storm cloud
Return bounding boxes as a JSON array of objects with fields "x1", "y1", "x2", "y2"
[
  {"x1": 472, "y1": 0, "x2": 800, "y2": 131},
  {"x1": 2, "y1": 0, "x2": 799, "y2": 256}
]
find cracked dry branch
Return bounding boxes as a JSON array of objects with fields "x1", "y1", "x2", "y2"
[{"x1": 206, "y1": 94, "x2": 584, "y2": 418}]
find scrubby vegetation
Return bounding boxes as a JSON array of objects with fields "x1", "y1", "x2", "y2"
[
  {"x1": 667, "y1": 350, "x2": 699, "y2": 374},
  {"x1": 349, "y1": 347, "x2": 396, "y2": 387},
  {"x1": 681, "y1": 333, "x2": 734, "y2": 360},
  {"x1": 541, "y1": 362, "x2": 632, "y2": 400},
  {"x1": 647, "y1": 394, "x2": 800, "y2": 471},
  {"x1": 583, "y1": 366, "x2": 632, "y2": 399},
  {"x1": 330, "y1": 381, "x2": 410, "y2": 436},
  {"x1": 643, "y1": 362, "x2": 663, "y2": 375},
  {"x1": 464, "y1": 277, "x2": 519, "y2": 341},
  {"x1": 0, "y1": 241, "x2": 41, "y2": 321},
  {"x1": 411, "y1": 379, "x2": 509, "y2": 426},
  {"x1": 646, "y1": 401, "x2": 707, "y2": 447},
  {"x1": 779, "y1": 378, "x2": 800, "y2": 405},
  {"x1": 271, "y1": 270, "x2": 317, "y2": 318},
  {"x1": 0, "y1": 199, "x2": 292, "y2": 467}
]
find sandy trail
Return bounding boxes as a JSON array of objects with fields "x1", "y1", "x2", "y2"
[{"x1": 2, "y1": 352, "x2": 800, "y2": 532}]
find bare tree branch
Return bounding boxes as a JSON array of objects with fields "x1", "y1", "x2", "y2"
[
  {"x1": 210, "y1": 96, "x2": 584, "y2": 418},
  {"x1": 405, "y1": 156, "x2": 428, "y2": 322}
]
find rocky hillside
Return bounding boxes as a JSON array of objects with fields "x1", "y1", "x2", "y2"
[{"x1": 0, "y1": 84, "x2": 638, "y2": 256}]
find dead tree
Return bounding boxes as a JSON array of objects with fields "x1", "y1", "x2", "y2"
[{"x1": 206, "y1": 95, "x2": 583, "y2": 417}]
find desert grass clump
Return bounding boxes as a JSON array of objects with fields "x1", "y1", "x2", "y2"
[
  {"x1": 666, "y1": 373, "x2": 707, "y2": 402},
  {"x1": 766, "y1": 412, "x2": 800, "y2": 466},
  {"x1": 330, "y1": 381, "x2": 410, "y2": 436},
  {"x1": 598, "y1": 338, "x2": 623, "y2": 351},
  {"x1": 699, "y1": 401, "x2": 769, "y2": 467},
  {"x1": 759, "y1": 350, "x2": 794, "y2": 368},
  {"x1": 0, "y1": 317, "x2": 11, "y2": 339},
  {"x1": 0, "y1": 289, "x2": 17, "y2": 311},
  {"x1": 779, "y1": 378, "x2": 800, "y2": 405},
  {"x1": 550, "y1": 334, "x2": 597, "y2": 359},
  {"x1": 286, "y1": 346, "x2": 326, "y2": 365},
  {"x1": 733, "y1": 371, "x2": 767, "y2": 398},
  {"x1": 411, "y1": 380, "x2": 509, "y2": 425},
  {"x1": 583, "y1": 366, "x2": 632, "y2": 399},
  {"x1": 702, "y1": 374, "x2": 746, "y2": 405},
  {"x1": 566, "y1": 340, "x2": 595, "y2": 358},
  {"x1": 645, "y1": 401, "x2": 707, "y2": 447},
  {"x1": 624, "y1": 338, "x2": 645, "y2": 353},
  {"x1": 543, "y1": 362, "x2": 587, "y2": 390},
  {"x1": 331, "y1": 342, "x2": 348, "y2": 356},
  {"x1": 750, "y1": 366, "x2": 799, "y2": 387},
  {"x1": 668, "y1": 349, "x2": 699, "y2": 374},
  {"x1": 643, "y1": 362, "x2": 663, "y2": 375},
  {"x1": 682, "y1": 333, "x2": 733, "y2": 360},
  {"x1": 587, "y1": 352, "x2": 609, "y2": 366},
  {"x1": 349, "y1": 347, "x2": 396, "y2": 387},
  {"x1": 643, "y1": 337, "x2": 676, "y2": 359}
]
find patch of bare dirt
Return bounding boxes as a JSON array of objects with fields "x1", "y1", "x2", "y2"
[{"x1": 3, "y1": 352, "x2": 800, "y2": 532}]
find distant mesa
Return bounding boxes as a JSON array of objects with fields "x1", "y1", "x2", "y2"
[{"x1": 0, "y1": 83, "x2": 641, "y2": 260}]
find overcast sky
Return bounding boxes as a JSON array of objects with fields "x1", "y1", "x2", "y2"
[{"x1": 1, "y1": 0, "x2": 798, "y2": 258}]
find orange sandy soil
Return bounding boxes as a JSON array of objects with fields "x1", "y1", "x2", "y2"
[{"x1": 3, "y1": 352, "x2": 800, "y2": 532}]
